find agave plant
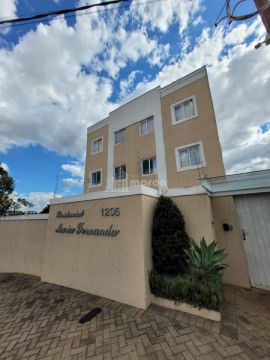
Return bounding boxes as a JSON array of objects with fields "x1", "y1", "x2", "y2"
[{"x1": 185, "y1": 238, "x2": 227, "y2": 278}]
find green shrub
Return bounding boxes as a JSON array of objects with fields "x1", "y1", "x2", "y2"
[
  {"x1": 185, "y1": 238, "x2": 227, "y2": 279},
  {"x1": 152, "y1": 196, "x2": 190, "y2": 275},
  {"x1": 149, "y1": 270, "x2": 223, "y2": 311}
]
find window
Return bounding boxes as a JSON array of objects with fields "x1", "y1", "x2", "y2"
[
  {"x1": 175, "y1": 142, "x2": 206, "y2": 171},
  {"x1": 115, "y1": 128, "x2": 126, "y2": 145},
  {"x1": 141, "y1": 157, "x2": 157, "y2": 176},
  {"x1": 171, "y1": 96, "x2": 198, "y2": 125},
  {"x1": 92, "y1": 137, "x2": 103, "y2": 154},
  {"x1": 114, "y1": 165, "x2": 126, "y2": 181},
  {"x1": 90, "y1": 170, "x2": 102, "y2": 187},
  {"x1": 140, "y1": 116, "x2": 154, "y2": 135}
]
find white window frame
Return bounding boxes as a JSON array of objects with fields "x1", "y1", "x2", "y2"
[
  {"x1": 91, "y1": 137, "x2": 103, "y2": 155},
  {"x1": 114, "y1": 128, "x2": 126, "y2": 145},
  {"x1": 139, "y1": 116, "x2": 154, "y2": 136},
  {"x1": 114, "y1": 164, "x2": 127, "y2": 181},
  {"x1": 171, "y1": 95, "x2": 198, "y2": 125},
  {"x1": 141, "y1": 157, "x2": 157, "y2": 177},
  {"x1": 175, "y1": 141, "x2": 206, "y2": 172},
  {"x1": 89, "y1": 169, "x2": 102, "y2": 187}
]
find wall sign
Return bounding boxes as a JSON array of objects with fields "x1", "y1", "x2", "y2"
[
  {"x1": 57, "y1": 210, "x2": 85, "y2": 218},
  {"x1": 55, "y1": 222, "x2": 120, "y2": 237},
  {"x1": 101, "y1": 207, "x2": 120, "y2": 216},
  {"x1": 55, "y1": 208, "x2": 121, "y2": 237}
]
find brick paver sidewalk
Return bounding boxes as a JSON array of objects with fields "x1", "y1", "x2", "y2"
[{"x1": 0, "y1": 274, "x2": 269, "y2": 359}]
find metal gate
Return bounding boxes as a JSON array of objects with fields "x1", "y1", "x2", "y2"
[{"x1": 235, "y1": 193, "x2": 270, "y2": 289}]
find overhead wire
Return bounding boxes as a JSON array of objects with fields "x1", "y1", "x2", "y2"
[
  {"x1": 0, "y1": 0, "x2": 167, "y2": 30},
  {"x1": 0, "y1": 0, "x2": 129, "y2": 25},
  {"x1": 215, "y1": 0, "x2": 270, "y2": 26}
]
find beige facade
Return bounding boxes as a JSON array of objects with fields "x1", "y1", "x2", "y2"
[
  {"x1": 113, "y1": 121, "x2": 157, "y2": 189},
  {"x1": 84, "y1": 66, "x2": 225, "y2": 193},
  {"x1": 161, "y1": 75, "x2": 225, "y2": 188},
  {"x1": 0, "y1": 216, "x2": 48, "y2": 277},
  {"x1": 41, "y1": 192, "x2": 157, "y2": 309},
  {"x1": 211, "y1": 196, "x2": 251, "y2": 288},
  {"x1": 84, "y1": 124, "x2": 109, "y2": 192},
  {"x1": 172, "y1": 194, "x2": 216, "y2": 244}
]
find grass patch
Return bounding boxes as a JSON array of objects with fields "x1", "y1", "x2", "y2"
[{"x1": 149, "y1": 270, "x2": 223, "y2": 311}]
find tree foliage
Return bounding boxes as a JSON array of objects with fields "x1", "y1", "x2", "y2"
[
  {"x1": 0, "y1": 163, "x2": 33, "y2": 216},
  {"x1": 152, "y1": 195, "x2": 190, "y2": 275},
  {"x1": 0, "y1": 163, "x2": 15, "y2": 216},
  {"x1": 40, "y1": 204, "x2": 50, "y2": 214}
]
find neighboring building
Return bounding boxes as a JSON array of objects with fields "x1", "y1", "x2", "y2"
[{"x1": 84, "y1": 66, "x2": 225, "y2": 194}]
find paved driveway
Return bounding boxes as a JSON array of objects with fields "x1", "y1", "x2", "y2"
[{"x1": 0, "y1": 274, "x2": 269, "y2": 359}]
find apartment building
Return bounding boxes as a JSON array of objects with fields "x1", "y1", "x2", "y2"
[
  {"x1": 4, "y1": 67, "x2": 268, "y2": 309},
  {"x1": 84, "y1": 66, "x2": 225, "y2": 194}
]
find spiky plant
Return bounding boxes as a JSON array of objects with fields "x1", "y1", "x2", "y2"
[{"x1": 185, "y1": 238, "x2": 227, "y2": 278}]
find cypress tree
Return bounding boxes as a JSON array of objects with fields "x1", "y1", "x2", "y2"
[{"x1": 152, "y1": 195, "x2": 190, "y2": 275}]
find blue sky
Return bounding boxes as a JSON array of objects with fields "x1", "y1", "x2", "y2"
[{"x1": 0, "y1": 0, "x2": 269, "y2": 211}]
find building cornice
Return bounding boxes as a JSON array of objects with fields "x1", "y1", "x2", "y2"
[
  {"x1": 50, "y1": 185, "x2": 159, "y2": 205},
  {"x1": 0, "y1": 214, "x2": 49, "y2": 221},
  {"x1": 160, "y1": 66, "x2": 207, "y2": 98},
  {"x1": 166, "y1": 186, "x2": 207, "y2": 197},
  {"x1": 201, "y1": 169, "x2": 270, "y2": 197},
  {"x1": 87, "y1": 117, "x2": 109, "y2": 133}
]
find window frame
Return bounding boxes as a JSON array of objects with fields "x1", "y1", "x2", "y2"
[
  {"x1": 91, "y1": 137, "x2": 103, "y2": 155},
  {"x1": 141, "y1": 156, "x2": 157, "y2": 176},
  {"x1": 171, "y1": 95, "x2": 198, "y2": 125},
  {"x1": 139, "y1": 116, "x2": 154, "y2": 136},
  {"x1": 114, "y1": 128, "x2": 126, "y2": 145},
  {"x1": 114, "y1": 164, "x2": 127, "y2": 181},
  {"x1": 175, "y1": 141, "x2": 206, "y2": 172},
  {"x1": 89, "y1": 169, "x2": 102, "y2": 187}
]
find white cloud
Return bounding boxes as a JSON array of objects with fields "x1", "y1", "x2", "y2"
[
  {"x1": 1, "y1": 162, "x2": 9, "y2": 172},
  {"x1": 0, "y1": 0, "x2": 17, "y2": 19},
  {"x1": 61, "y1": 161, "x2": 84, "y2": 192},
  {"x1": 0, "y1": 0, "x2": 205, "y2": 156},
  {"x1": 62, "y1": 177, "x2": 82, "y2": 192},
  {"x1": 0, "y1": 14, "x2": 114, "y2": 156},
  {"x1": 27, "y1": 192, "x2": 55, "y2": 212},
  {"x1": 0, "y1": 1, "x2": 269, "y2": 177},
  {"x1": 101, "y1": 29, "x2": 159, "y2": 78},
  {"x1": 134, "y1": 0, "x2": 202, "y2": 33},
  {"x1": 10, "y1": 191, "x2": 55, "y2": 212},
  {"x1": 119, "y1": 70, "x2": 142, "y2": 97},
  {"x1": 61, "y1": 162, "x2": 84, "y2": 178},
  {"x1": 0, "y1": 0, "x2": 17, "y2": 34},
  {"x1": 149, "y1": 44, "x2": 170, "y2": 67}
]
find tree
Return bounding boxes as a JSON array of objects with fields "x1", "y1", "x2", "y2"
[
  {"x1": 9, "y1": 197, "x2": 33, "y2": 214},
  {"x1": 0, "y1": 163, "x2": 14, "y2": 216},
  {"x1": 0, "y1": 163, "x2": 33, "y2": 216},
  {"x1": 152, "y1": 195, "x2": 190, "y2": 275},
  {"x1": 40, "y1": 204, "x2": 50, "y2": 214}
]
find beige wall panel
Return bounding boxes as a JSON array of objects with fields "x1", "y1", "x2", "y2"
[
  {"x1": 0, "y1": 219, "x2": 47, "y2": 276},
  {"x1": 84, "y1": 125, "x2": 109, "y2": 192},
  {"x1": 42, "y1": 195, "x2": 156, "y2": 309},
  {"x1": 211, "y1": 196, "x2": 250, "y2": 288},
  {"x1": 161, "y1": 76, "x2": 225, "y2": 188},
  {"x1": 141, "y1": 196, "x2": 158, "y2": 305},
  {"x1": 114, "y1": 122, "x2": 157, "y2": 189},
  {"x1": 172, "y1": 194, "x2": 216, "y2": 244}
]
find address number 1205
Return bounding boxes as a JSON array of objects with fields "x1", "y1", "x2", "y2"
[{"x1": 101, "y1": 207, "x2": 120, "y2": 216}]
